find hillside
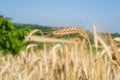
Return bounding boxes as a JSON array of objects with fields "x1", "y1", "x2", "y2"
[{"x1": 13, "y1": 23, "x2": 120, "y2": 38}]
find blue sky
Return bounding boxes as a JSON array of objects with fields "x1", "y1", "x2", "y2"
[{"x1": 0, "y1": 0, "x2": 120, "y2": 33}]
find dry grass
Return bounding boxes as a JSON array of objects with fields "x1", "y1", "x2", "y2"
[{"x1": 0, "y1": 27, "x2": 120, "y2": 80}]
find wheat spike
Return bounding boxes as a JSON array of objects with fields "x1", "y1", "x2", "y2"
[
  {"x1": 52, "y1": 27, "x2": 89, "y2": 40},
  {"x1": 107, "y1": 33, "x2": 120, "y2": 65}
]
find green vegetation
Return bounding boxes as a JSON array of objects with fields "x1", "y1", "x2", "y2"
[
  {"x1": 0, "y1": 15, "x2": 29, "y2": 54},
  {"x1": 13, "y1": 23, "x2": 59, "y2": 36}
]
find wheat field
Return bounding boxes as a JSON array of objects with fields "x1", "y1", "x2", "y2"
[{"x1": 0, "y1": 27, "x2": 120, "y2": 80}]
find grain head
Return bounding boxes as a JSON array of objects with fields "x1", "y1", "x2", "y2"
[
  {"x1": 107, "y1": 33, "x2": 120, "y2": 65},
  {"x1": 52, "y1": 27, "x2": 89, "y2": 40}
]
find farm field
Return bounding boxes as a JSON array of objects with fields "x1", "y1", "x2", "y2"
[{"x1": 0, "y1": 15, "x2": 120, "y2": 80}]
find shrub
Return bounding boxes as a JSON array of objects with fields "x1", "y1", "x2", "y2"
[{"x1": 0, "y1": 15, "x2": 29, "y2": 54}]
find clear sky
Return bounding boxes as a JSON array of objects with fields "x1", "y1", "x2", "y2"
[{"x1": 0, "y1": 0, "x2": 120, "y2": 33}]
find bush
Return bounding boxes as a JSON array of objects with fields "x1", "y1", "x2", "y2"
[{"x1": 0, "y1": 15, "x2": 29, "y2": 54}]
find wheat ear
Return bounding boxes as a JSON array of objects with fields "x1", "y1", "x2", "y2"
[
  {"x1": 53, "y1": 27, "x2": 93, "y2": 58},
  {"x1": 52, "y1": 27, "x2": 89, "y2": 40},
  {"x1": 107, "y1": 33, "x2": 120, "y2": 65}
]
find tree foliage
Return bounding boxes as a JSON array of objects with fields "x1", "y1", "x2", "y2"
[{"x1": 0, "y1": 15, "x2": 29, "y2": 54}]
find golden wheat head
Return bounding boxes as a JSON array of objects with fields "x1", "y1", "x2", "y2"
[
  {"x1": 52, "y1": 27, "x2": 88, "y2": 40},
  {"x1": 107, "y1": 33, "x2": 120, "y2": 65}
]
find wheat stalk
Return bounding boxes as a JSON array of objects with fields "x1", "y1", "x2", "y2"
[
  {"x1": 25, "y1": 29, "x2": 43, "y2": 41},
  {"x1": 107, "y1": 33, "x2": 120, "y2": 65},
  {"x1": 93, "y1": 24, "x2": 98, "y2": 52},
  {"x1": 95, "y1": 32, "x2": 112, "y2": 60},
  {"x1": 28, "y1": 35, "x2": 76, "y2": 43},
  {"x1": 26, "y1": 44, "x2": 37, "y2": 54},
  {"x1": 52, "y1": 27, "x2": 93, "y2": 60},
  {"x1": 52, "y1": 27, "x2": 89, "y2": 40}
]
